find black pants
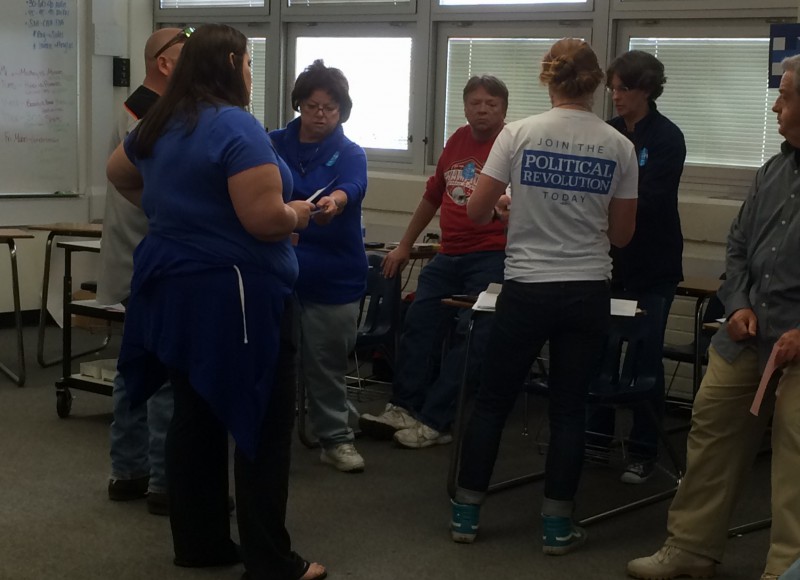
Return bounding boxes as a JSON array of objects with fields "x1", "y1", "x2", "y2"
[
  {"x1": 457, "y1": 280, "x2": 609, "y2": 502},
  {"x1": 166, "y1": 300, "x2": 306, "y2": 580}
]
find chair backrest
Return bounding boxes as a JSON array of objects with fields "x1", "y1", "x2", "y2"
[
  {"x1": 356, "y1": 252, "x2": 402, "y2": 349},
  {"x1": 590, "y1": 294, "x2": 666, "y2": 399}
]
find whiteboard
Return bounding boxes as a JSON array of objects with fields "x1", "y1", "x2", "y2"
[{"x1": 0, "y1": 0, "x2": 78, "y2": 195}]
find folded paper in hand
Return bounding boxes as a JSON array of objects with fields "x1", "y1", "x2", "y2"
[
  {"x1": 472, "y1": 285, "x2": 638, "y2": 317},
  {"x1": 472, "y1": 283, "x2": 502, "y2": 311}
]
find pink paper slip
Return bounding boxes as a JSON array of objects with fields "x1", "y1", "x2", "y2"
[{"x1": 750, "y1": 345, "x2": 779, "y2": 416}]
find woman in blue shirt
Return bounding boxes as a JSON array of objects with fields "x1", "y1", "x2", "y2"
[
  {"x1": 107, "y1": 24, "x2": 325, "y2": 580},
  {"x1": 270, "y1": 60, "x2": 368, "y2": 473}
]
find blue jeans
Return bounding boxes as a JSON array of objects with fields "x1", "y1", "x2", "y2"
[
  {"x1": 456, "y1": 280, "x2": 609, "y2": 505},
  {"x1": 110, "y1": 372, "x2": 173, "y2": 493},
  {"x1": 586, "y1": 282, "x2": 676, "y2": 459},
  {"x1": 391, "y1": 251, "x2": 505, "y2": 432}
]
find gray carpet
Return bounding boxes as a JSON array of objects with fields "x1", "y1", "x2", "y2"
[{"x1": 0, "y1": 324, "x2": 772, "y2": 580}]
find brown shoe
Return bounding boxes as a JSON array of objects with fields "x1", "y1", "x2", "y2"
[
  {"x1": 760, "y1": 574, "x2": 779, "y2": 580},
  {"x1": 627, "y1": 545, "x2": 715, "y2": 579}
]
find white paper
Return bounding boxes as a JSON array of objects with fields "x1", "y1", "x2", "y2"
[
  {"x1": 472, "y1": 283, "x2": 502, "y2": 311},
  {"x1": 610, "y1": 298, "x2": 638, "y2": 317}
]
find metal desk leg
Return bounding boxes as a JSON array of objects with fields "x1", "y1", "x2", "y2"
[
  {"x1": 37, "y1": 232, "x2": 58, "y2": 367},
  {"x1": 37, "y1": 232, "x2": 110, "y2": 367},
  {"x1": 0, "y1": 239, "x2": 26, "y2": 386},
  {"x1": 447, "y1": 316, "x2": 474, "y2": 498},
  {"x1": 728, "y1": 518, "x2": 771, "y2": 538},
  {"x1": 691, "y1": 295, "x2": 709, "y2": 397}
]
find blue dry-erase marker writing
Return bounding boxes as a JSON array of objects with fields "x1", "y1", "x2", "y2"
[{"x1": 638, "y1": 147, "x2": 648, "y2": 167}]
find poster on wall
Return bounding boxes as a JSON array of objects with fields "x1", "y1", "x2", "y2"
[{"x1": 770, "y1": 23, "x2": 800, "y2": 88}]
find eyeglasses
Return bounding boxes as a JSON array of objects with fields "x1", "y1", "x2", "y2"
[
  {"x1": 606, "y1": 85, "x2": 631, "y2": 94},
  {"x1": 301, "y1": 101, "x2": 340, "y2": 116},
  {"x1": 153, "y1": 26, "x2": 195, "y2": 59}
]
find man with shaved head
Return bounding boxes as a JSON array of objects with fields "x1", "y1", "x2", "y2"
[{"x1": 98, "y1": 27, "x2": 190, "y2": 516}]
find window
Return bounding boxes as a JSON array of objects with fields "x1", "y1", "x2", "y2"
[
  {"x1": 293, "y1": 36, "x2": 413, "y2": 152},
  {"x1": 248, "y1": 38, "x2": 267, "y2": 125},
  {"x1": 160, "y1": 0, "x2": 265, "y2": 7},
  {"x1": 440, "y1": 0, "x2": 585, "y2": 5},
  {"x1": 629, "y1": 37, "x2": 781, "y2": 168},
  {"x1": 289, "y1": 0, "x2": 409, "y2": 5},
  {"x1": 444, "y1": 37, "x2": 558, "y2": 141}
]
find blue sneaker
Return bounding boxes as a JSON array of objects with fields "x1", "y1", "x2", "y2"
[
  {"x1": 450, "y1": 500, "x2": 480, "y2": 543},
  {"x1": 541, "y1": 515, "x2": 587, "y2": 555}
]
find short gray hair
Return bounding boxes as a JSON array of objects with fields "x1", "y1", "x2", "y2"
[{"x1": 781, "y1": 55, "x2": 800, "y2": 93}]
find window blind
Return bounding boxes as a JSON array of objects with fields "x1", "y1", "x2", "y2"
[
  {"x1": 160, "y1": 0, "x2": 264, "y2": 7},
  {"x1": 630, "y1": 38, "x2": 782, "y2": 168},
  {"x1": 248, "y1": 38, "x2": 267, "y2": 126},
  {"x1": 289, "y1": 0, "x2": 408, "y2": 5},
  {"x1": 445, "y1": 38, "x2": 557, "y2": 142},
  {"x1": 440, "y1": 0, "x2": 585, "y2": 5}
]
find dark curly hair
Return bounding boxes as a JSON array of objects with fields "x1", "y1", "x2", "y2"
[
  {"x1": 291, "y1": 59, "x2": 353, "y2": 123},
  {"x1": 606, "y1": 50, "x2": 667, "y2": 102}
]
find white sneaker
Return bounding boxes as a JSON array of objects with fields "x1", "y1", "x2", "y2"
[
  {"x1": 393, "y1": 423, "x2": 453, "y2": 449},
  {"x1": 627, "y1": 545, "x2": 715, "y2": 579},
  {"x1": 320, "y1": 443, "x2": 365, "y2": 473},
  {"x1": 359, "y1": 404, "x2": 418, "y2": 440}
]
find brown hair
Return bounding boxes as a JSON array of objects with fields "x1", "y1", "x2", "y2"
[
  {"x1": 462, "y1": 75, "x2": 509, "y2": 111},
  {"x1": 539, "y1": 38, "x2": 604, "y2": 99}
]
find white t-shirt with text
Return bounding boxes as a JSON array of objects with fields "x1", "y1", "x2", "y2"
[{"x1": 481, "y1": 107, "x2": 638, "y2": 283}]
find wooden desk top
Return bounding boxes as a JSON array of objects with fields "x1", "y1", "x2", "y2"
[
  {"x1": 676, "y1": 276, "x2": 722, "y2": 298},
  {"x1": 26, "y1": 223, "x2": 103, "y2": 237},
  {"x1": 57, "y1": 240, "x2": 102, "y2": 252},
  {"x1": 383, "y1": 243, "x2": 440, "y2": 261},
  {"x1": 0, "y1": 228, "x2": 35, "y2": 240}
]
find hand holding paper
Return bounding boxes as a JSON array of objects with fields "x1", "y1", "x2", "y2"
[{"x1": 306, "y1": 176, "x2": 338, "y2": 204}]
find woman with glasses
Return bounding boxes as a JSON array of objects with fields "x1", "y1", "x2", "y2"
[
  {"x1": 588, "y1": 50, "x2": 686, "y2": 485},
  {"x1": 107, "y1": 24, "x2": 326, "y2": 580},
  {"x1": 449, "y1": 38, "x2": 638, "y2": 554},
  {"x1": 270, "y1": 60, "x2": 368, "y2": 474}
]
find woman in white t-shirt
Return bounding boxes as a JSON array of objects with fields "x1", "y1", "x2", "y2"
[{"x1": 449, "y1": 38, "x2": 639, "y2": 554}]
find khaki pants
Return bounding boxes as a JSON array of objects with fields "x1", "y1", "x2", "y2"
[{"x1": 666, "y1": 346, "x2": 800, "y2": 575}]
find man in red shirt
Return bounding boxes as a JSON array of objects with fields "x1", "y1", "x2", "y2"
[{"x1": 359, "y1": 75, "x2": 508, "y2": 448}]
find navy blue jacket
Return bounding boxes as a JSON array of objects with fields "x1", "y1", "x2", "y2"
[{"x1": 609, "y1": 103, "x2": 686, "y2": 291}]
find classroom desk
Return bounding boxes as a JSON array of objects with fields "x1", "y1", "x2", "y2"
[
  {"x1": 27, "y1": 223, "x2": 104, "y2": 367},
  {"x1": 675, "y1": 276, "x2": 723, "y2": 395},
  {"x1": 54, "y1": 240, "x2": 122, "y2": 418},
  {"x1": 0, "y1": 228, "x2": 34, "y2": 386},
  {"x1": 444, "y1": 297, "x2": 679, "y2": 527}
]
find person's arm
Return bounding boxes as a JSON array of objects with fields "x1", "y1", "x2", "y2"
[
  {"x1": 718, "y1": 170, "x2": 761, "y2": 320},
  {"x1": 228, "y1": 163, "x2": 314, "y2": 241},
  {"x1": 382, "y1": 198, "x2": 438, "y2": 278},
  {"x1": 106, "y1": 142, "x2": 143, "y2": 207},
  {"x1": 467, "y1": 173, "x2": 507, "y2": 225},
  {"x1": 312, "y1": 142, "x2": 368, "y2": 225},
  {"x1": 608, "y1": 197, "x2": 638, "y2": 248}
]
